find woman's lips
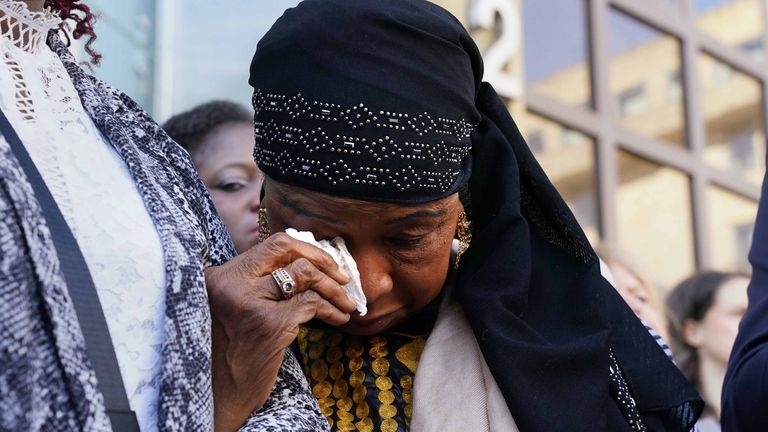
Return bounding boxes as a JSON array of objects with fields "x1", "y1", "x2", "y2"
[{"x1": 344, "y1": 310, "x2": 400, "y2": 334}]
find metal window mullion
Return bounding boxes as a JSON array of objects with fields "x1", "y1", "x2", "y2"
[
  {"x1": 698, "y1": 34, "x2": 766, "y2": 80},
  {"x1": 616, "y1": 132, "x2": 698, "y2": 173},
  {"x1": 762, "y1": 0, "x2": 768, "y2": 91},
  {"x1": 761, "y1": 0, "x2": 768, "y2": 199},
  {"x1": 589, "y1": 0, "x2": 619, "y2": 248},
  {"x1": 705, "y1": 167, "x2": 762, "y2": 200},
  {"x1": 525, "y1": 91, "x2": 602, "y2": 137},
  {"x1": 608, "y1": 0, "x2": 713, "y2": 268},
  {"x1": 610, "y1": 0, "x2": 687, "y2": 39},
  {"x1": 680, "y1": 3, "x2": 712, "y2": 270}
]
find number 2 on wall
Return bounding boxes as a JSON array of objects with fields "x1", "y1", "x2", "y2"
[{"x1": 469, "y1": 0, "x2": 524, "y2": 99}]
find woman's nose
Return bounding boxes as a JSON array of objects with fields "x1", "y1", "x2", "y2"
[
  {"x1": 348, "y1": 246, "x2": 393, "y2": 305},
  {"x1": 248, "y1": 184, "x2": 261, "y2": 212}
]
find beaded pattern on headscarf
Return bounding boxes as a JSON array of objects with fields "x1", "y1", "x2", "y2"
[{"x1": 252, "y1": 90, "x2": 474, "y2": 196}]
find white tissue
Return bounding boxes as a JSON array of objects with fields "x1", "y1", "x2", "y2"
[{"x1": 285, "y1": 228, "x2": 367, "y2": 316}]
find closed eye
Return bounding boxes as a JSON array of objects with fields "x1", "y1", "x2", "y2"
[
  {"x1": 217, "y1": 181, "x2": 246, "y2": 192},
  {"x1": 388, "y1": 235, "x2": 426, "y2": 249}
]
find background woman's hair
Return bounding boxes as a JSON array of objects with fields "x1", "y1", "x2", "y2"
[
  {"x1": 162, "y1": 100, "x2": 253, "y2": 158},
  {"x1": 666, "y1": 271, "x2": 748, "y2": 388},
  {"x1": 45, "y1": 0, "x2": 100, "y2": 64}
]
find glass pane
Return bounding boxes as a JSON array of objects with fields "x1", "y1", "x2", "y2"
[
  {"x1": 522, "y1": 113, "x2": 599, "y2": 244},
  {"x1": 89, "y1": 0, "x2": 156, "y2": 112},
  {"x1": 609, "y1": 10, "x2": 686, "y2": 147},
  {"x1": 170, "y1": 0, "x2": 302, "y2": 115},
  {"x1": 617, "y1": 151, "x2": 695, "y2": 289},
  {"x1": 658, "y1": 0, "x2": 682, "y2": 12},
  {"x1": 696, "y1": 0, "x2": 765, "y2": 61},
  {"x1": 707, "y1": 186, "x2": 758, "y2": 272},
  {"x1": 699, "y1": 53, "x2": 766, "y2": 186},
  {"x1": 523, "y1": 0, "x2": 592, "y2": 108},
  {"x1": 89, "y1": 0, "x2": 305, "y2": 117}
]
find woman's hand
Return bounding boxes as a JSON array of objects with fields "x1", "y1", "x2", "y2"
[{"x1": 205, "y1": 232, "x2": 354, "y2": 431}]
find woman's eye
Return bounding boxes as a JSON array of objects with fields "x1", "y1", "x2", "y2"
[
  {"x1": 217, "y1": 181, "x2": 246, "y2": 192},
  {"x1": 388, "y1": 236, "x2": 425, "y2": 248}
]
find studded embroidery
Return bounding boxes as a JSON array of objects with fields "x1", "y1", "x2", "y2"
[
  {"x1": 252, "y1": 90, "x2": 475, "y2": 198},
  {"x1": 609, "y1": 349, "x2": 647, "y2": 432}
]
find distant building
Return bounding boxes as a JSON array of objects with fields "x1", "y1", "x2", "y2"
[{"x1": 434, "y1": 0, "x2": 764, "y2": 292}]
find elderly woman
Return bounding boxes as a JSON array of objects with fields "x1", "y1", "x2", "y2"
[{"x1": 209, "y1": 1, "x2": 703, "y2": 431}]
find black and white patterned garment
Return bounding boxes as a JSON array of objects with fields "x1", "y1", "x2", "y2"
[
  {"x1": 0, "y1": 32, "x2": 328, "y2": 431},
  {"x1": 646, "y1": 322, "x2": 674, "y2": 360}
]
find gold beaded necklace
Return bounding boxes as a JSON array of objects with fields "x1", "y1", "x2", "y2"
[{"x1": 297, "y1": 327, "x2": 427, "y2": 432}]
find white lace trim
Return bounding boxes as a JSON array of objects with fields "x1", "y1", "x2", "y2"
[
  {"x1": 0, "y1": 0, "x2": 63, "y2": 124},
  {"x1": 2, "y1": 51, "x2": 34, "y2": 121},
  {"x1": 0, "y1": 0, "x2": 60, "y2": 53}
]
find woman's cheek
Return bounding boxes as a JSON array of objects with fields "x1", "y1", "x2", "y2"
[
  {"x1": 210, "y1": 192, "x2": 245, "y2": 233},
  {"x1": 398, "y1": 252, "x2": 451, "y2": 307}
]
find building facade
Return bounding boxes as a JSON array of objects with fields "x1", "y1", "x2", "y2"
[
  {"x1": 85, "y1": 0, "x2": 765, "y2": 293},
  {"x1": 433, "y1": 0, "x2": 765, "y2": 293},
  {"x1": 81, "y1": 0, "x2": 302, "y2": 120}
]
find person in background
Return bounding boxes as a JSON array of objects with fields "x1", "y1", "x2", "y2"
[
  {"x1": 163, "y1": 101, "x2": 264, "y2": 253},
  {"x1": 667, "y1": 272, "x2": 749, "y2": 432},
  {"x1": 600, "y1": 251, "x2": 669, "y2": 341}
]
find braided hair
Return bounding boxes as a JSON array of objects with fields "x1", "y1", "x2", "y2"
[
  {"x1": 45, "y1": 0, "x2": 101, "y2": 64},
  {"x1": 162, "y1": 100, "x2": 253, "y2": 159}
]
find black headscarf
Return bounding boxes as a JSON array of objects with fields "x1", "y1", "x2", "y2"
[{"x1": 249, "y1": 1, "x2": 702, "y2": 430}]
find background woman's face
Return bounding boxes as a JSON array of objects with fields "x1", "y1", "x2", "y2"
[
  {"x1": 610, "y1": 262, "x2": 667, "y2": 338},
  {"x1": 264, "y1": 180, "x2": 461, "y2": 335},
  {"x1": 195, "y1": 122, "x2": 264, "y2": 254},
  {"x1": 694, "y1": 276, "x2": 749, "y2": 368}
]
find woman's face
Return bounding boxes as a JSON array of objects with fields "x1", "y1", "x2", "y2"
[
  {"x1": 195, "y1": 122, "x2": 264, "y2": 254},
  {"x1": 689, "y1": 276, "x2": 749, "y2": 368},
  {"x1": 610, "y1": 262, "x2": 666, "y2": 337},
  {"x1": 264, "y1": 180, "x2": 462, "y2": 335}
]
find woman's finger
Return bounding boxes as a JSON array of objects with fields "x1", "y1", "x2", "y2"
[
  {"x1": 281, "y1": 258, "x2": 357, "y2": 313},
  {"x1": 241, "y1": 232, "x2": 351, "y2": 285},
  {"x1": 282, "y1": 290, "x2": 351, "y2": 327}
]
